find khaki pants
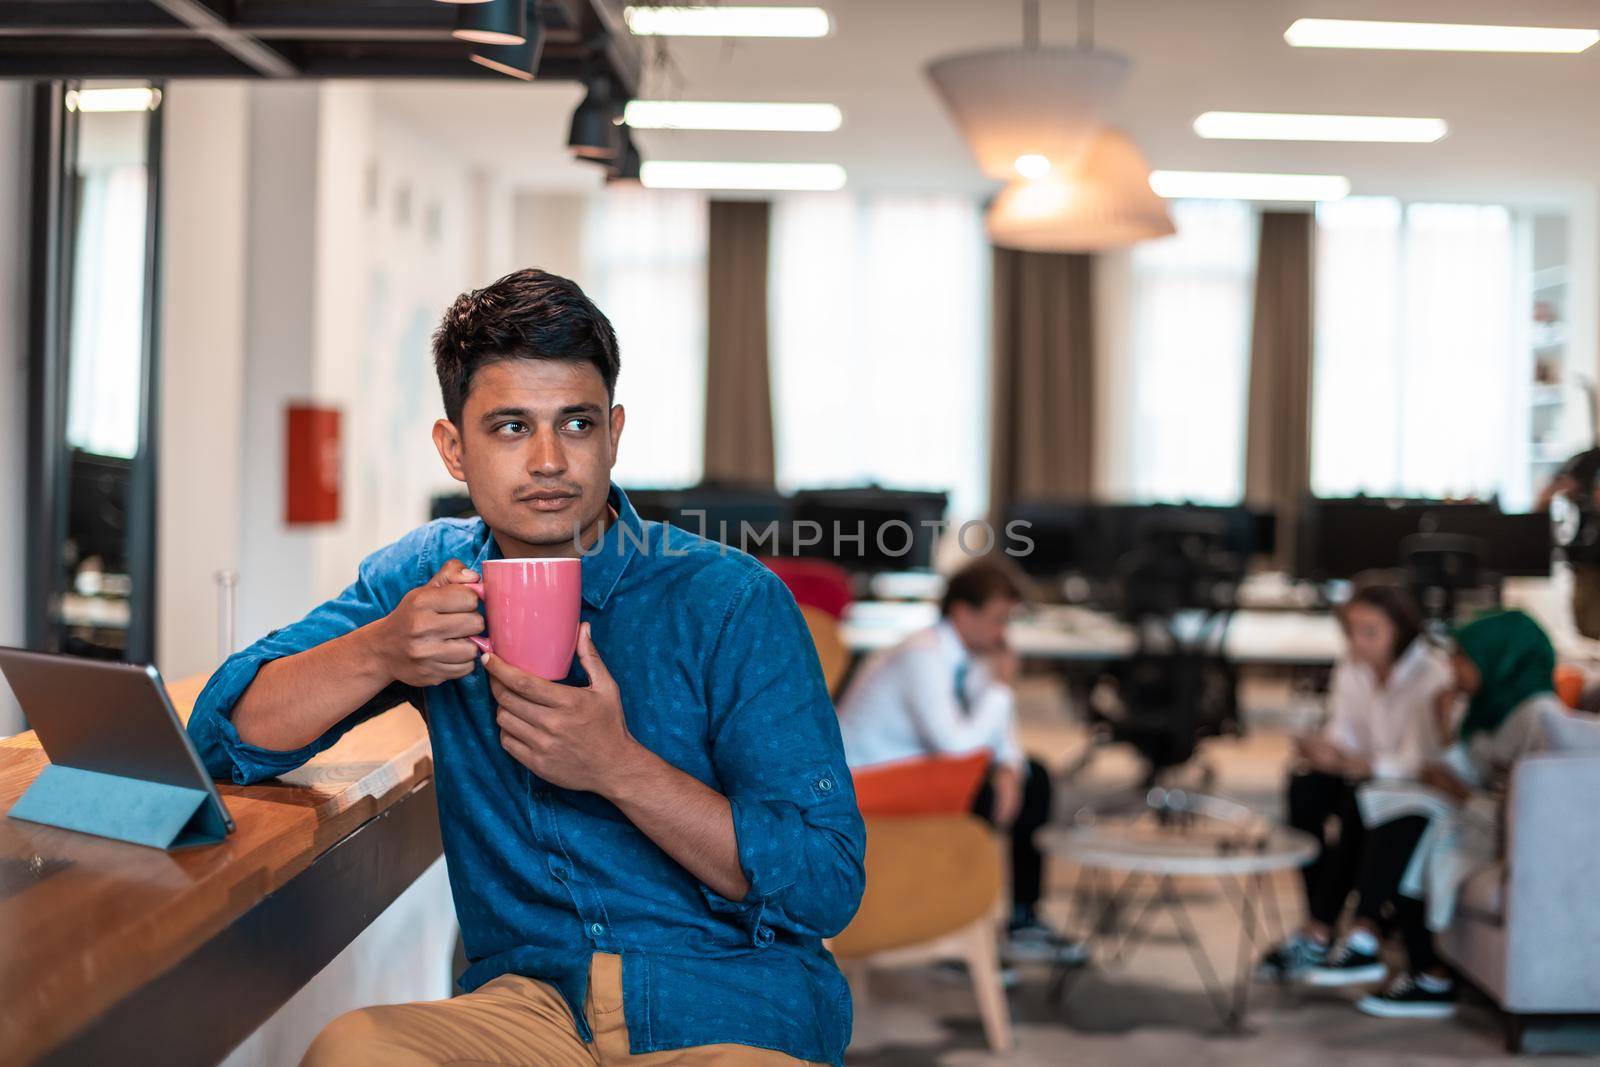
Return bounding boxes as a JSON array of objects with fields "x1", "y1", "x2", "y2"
[
  {"x1": 1575, "y1": 564, "x2": 1600, "y2": 640},
  {"x1": 300, "y1": 953, "x2": 824, "y2": 1067}
]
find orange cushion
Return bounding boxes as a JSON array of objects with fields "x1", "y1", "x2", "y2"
[
  {"x1": 1556, "y1": 664, "x2": 1584, "y2": 709},
  {"x1": 851, "y1": 751, "x2": 991, "y2": 816}
]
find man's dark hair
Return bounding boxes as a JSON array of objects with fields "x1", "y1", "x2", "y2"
[
  {"x1": 432, "y1": 268, "x2": 620, "y2": 424},
  {"x1": 941, "y1": 558, "x2": 1025, "y2": 617}
]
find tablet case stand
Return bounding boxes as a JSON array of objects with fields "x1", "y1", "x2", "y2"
[{"x1": 8, "y1": 764, "x2": 229, "y2": 849}]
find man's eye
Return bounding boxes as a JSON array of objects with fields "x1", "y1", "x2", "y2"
[
  {"x1": 496, "y1": 421, "x2": 528, "y2": 435},
  {"x1": 562, "y1": 418, "x2": 592, "y2": 432}
]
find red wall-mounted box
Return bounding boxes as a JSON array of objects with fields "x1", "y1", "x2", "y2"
[{"x1": 285, "y1": 404, "x2": 341, "y2": 525}]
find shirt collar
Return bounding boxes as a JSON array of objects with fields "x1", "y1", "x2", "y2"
[
  {"x1": 468, "y1": 482, "x2": 639, "y2": 611},
  {"x1": 935, "y1": 619, "x2": 970, "y2": 666}
]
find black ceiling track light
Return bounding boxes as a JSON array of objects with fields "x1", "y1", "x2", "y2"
[
  {"x1": 452, "y1": 0, "x2": 527, "y2": 46},
  {"x1": 470, "y1": 1, "x2": 545, "y2": 80},
  {"x1": 608, "y1": 133, "x2": 642, "y2": 183},
  {"x1": 567, "y1": 71, "x2": 621, "y2": 159}
]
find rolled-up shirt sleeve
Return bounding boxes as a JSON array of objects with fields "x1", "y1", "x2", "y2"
[
  {"x1": 186, "y1": 526, "x2": 434, "y2": 785},
  {"x1": 700, "y1": 568, "x2": 867, "y2": 943}
]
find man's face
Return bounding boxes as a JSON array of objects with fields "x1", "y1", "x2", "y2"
[
  {"x1": 432, "y1": 358, "x2": 625, "y2": 556},
  {"x1": 949, "y1": 595, "x2": 1018, "y2": 655}
]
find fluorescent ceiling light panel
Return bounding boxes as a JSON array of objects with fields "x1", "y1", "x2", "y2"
[
  {"x1": 640, "y1": 161, "x2": 847, "y2": 191},
  {"x1": 624, "y1": 6, "x2": 830, "y2": 38},
  {"x1": 1193, "y1": 111, "x2": 1447, "y2": 143},
  {"x1": 65, "y1": 87, "x2": 161, "y2": 112},
  {"x1": 623, "y1": 101, "x2": 842, "y2": 132},
  {"x1": 1285, "y1": 18, "x2": 1599, "y2": 53},
  {"x1": 1149, "y1": 170, "x2": 1350, "y2": 201}
]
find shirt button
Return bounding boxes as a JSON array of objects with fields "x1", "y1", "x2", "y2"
[
  {"x1": 817, "y1": 777, "x2": 834, "y2": 793},
  {"x1": 756, "y1": 924, "x2": 775, "y2": 945},
  {"x1": 589, "y1": 922, "x2": 605, "y2": 938}
]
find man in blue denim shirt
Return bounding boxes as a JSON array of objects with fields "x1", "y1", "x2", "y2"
[{"x1": 187, "y1": 269, "x2": 865, "y2": 1066}]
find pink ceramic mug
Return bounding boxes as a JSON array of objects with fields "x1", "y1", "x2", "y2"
[{"x1": 465, "y1": 558, "x2": 583, "y2": 680}]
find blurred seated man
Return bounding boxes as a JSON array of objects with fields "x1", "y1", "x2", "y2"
[
  {"x1": 837, "y1": 559, "x2": 1077, "y2": 962},
  {"x1": 1539, "y1": 444, "x2": 1600, "y2": 639}
]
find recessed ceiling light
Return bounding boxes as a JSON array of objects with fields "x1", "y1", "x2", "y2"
[
  {"x1": 624, "y1": 6, "x2": 830, "y2": 38},
  {"x1": 640, "y1": 161, "x2": 847, "y2": 191},
  {"x1": 65, "y1": 87, "x2": 162, "y2": 113},
  {"x1": 1193, "y1": 111, "x2": 1448, "y2": 143},
  {"x1": 1013, "y1": 153, "x2": 1052, "y2": 179},
  {"x1": 1285, "y1": 18, "x2": 1599, "y2": 53},
  {"x1": 622, "y1": 101, "x2": 842, "y2": 132},
  {"x1": 1148, "y1": 171, "x2": 1351, "y2": 202}
]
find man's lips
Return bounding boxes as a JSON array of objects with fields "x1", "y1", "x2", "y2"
[{"x1": 517, "y1": 491, "x2": 577, "y2": 511}]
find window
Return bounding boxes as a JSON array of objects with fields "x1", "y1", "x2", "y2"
[
  {"x1": 581, "y1": 186, "x2": 708, "y2": 488},
  {"x1": 1123, "y1": 199, "x2": 1258, "y2": 504},
  {"x1": 769, "y1": 192, "x2": 989, "y2": 519},
  {"x1": 1312, "y1": 198, "x2": 1521, "y2": 505}
]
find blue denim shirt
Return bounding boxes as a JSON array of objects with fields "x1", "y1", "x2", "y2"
[{"x1": 187, "y1": 485, "x2": 866, "y2": 1065}]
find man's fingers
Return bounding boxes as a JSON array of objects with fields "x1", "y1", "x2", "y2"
[
  {"x1": 496, "y1": 706, "x2": 544, "y2": 749},
  {"x1": 430, "y1": 558, "x2": 479, "y2": 587},
  {"x1": 574, "y1": 622, "x2": 613, "y2": 690},
  {"x1": 417, "y1": 585, "x2": 481, "y2": 615},
  {"x1": 500, "y1": 730, "x2": 537, "y2": 768},
  {"x1": 482, "y1": 652, "x2": 567, "y2": 706},
  {"x1": 431, "y1": 637, "x2": 480, "y2": 665},
  {"x1": 432, "y1": 611, "x2": 485, "y2": 639}
]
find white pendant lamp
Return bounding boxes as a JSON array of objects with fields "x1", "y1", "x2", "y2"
[
  {"x1": 925, "y1": 0, "x2": 1129, "y2": 180},
  {"x1": 987, "y1": 127, "x2": 1175, "y2": 253}
]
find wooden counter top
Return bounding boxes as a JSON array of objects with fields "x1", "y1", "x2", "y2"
[{"x1": 0, "y1": 674, "x2": 437, "y2": 1066}]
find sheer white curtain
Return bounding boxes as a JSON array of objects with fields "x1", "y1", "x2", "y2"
[
  {"x1": 1313, "y1": 198, "x2": 1518, "y2": 502},
  {"x1": 581, "y1": 187, "x2": 708, "y2": 488},
  {"x1": 66, "y1": 163, "x2": 148, "y2": 459},
  {"x1": 1125, "y1": 199, "x2": 1258, "y2": 503},
  {"x1": 769, "y1": 192, "x2": 989, "y2": 519}
]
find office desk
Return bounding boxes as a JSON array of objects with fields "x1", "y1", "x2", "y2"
[
  {"x1": 842, "y1": 601, "x2": 1344, "y2": 668},
  {"x1": 0, "y1": 676, "x2": 441, "y2": 1067}
]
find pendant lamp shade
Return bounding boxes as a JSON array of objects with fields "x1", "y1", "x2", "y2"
[
  {"x1": 568, "y1": 76, "x2": 620, "y2": 159},
  {"x1": 453, "y1": 0, "x2": 526, "y2": 45},
  {"x1": 986, "y1": 127, "x2": 1174, "y2": 252},
  {"x1": 470, "y1": 7, "x2": 544, "y2": 79},
  {"x1": 925, "y1": 45, "x2": 1130, "y2": 179}
]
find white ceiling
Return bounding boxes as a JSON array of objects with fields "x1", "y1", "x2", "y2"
[{"x1": 374, "y1": 0, "x2": 1600, "y2": 206}]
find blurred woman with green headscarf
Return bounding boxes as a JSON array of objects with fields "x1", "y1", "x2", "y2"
[{"x1": 1307, "y1": 610, "x2": 1590, "y2": 1021}]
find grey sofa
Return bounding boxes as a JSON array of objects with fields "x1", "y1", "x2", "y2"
[{"x1": 1437, "y1": 749, "x2": 1600, "y2": 1051}]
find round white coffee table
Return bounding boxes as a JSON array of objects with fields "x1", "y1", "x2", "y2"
[{"x1": 1042, "y1": 792, "x2": 1318, "y2": 1032}]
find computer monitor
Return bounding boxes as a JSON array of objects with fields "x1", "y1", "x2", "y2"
[
  {"x1": 790, "y1": 487, "x2": 948, "y2": 572},
  {"x1": 1298, "y1": 497, "x2": 1551, "y2": 580}
]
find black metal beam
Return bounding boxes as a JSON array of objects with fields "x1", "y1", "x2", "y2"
[{"x1": 147, "y1": 0, "x2": 299, "y2": 76}]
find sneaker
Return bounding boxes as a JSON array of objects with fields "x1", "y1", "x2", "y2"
[
  {"x1": 1356, "y1": 972, "x2": 1458, "y2": 1019},
  {"x1": 1303, "y1": 934, "x2": 1386, "y2": 987},
  {"x1": 1254, "y1": 932, "x2": 1327, "y2": 982},
  {"x1": 1006, "y1": 916, "x2": 1089, "y2": 966}
]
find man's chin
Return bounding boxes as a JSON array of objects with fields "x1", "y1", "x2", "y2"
[{"x1": 488, "y1": 506, "x2": 605, "y2": 553}]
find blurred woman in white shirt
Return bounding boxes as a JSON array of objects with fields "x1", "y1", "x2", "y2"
[{"x1": 1257, "y1": 579, "x2": 1452, "y2": 981}]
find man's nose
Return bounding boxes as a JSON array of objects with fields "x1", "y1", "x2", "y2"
[{"x1": 527, "y1": 427, "x2": 567, "y2": 476}]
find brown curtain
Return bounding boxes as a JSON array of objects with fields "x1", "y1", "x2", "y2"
[
  {"x1": 989, "y1": 249, "x2": 1096, "y2": 519},
  {"x1": 703, "y1": 199, "x2": 775, "y2": 486},
  {"x1": 1244, "y1": 211, "x2": 1315, "y2": 568}
]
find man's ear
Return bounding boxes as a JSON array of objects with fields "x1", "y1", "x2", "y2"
[
  {"x1": 433, "y1": 418, "x2": 467, "y2": 482},
  {"x1": 607, "y1": 403, "x2": 626, "y2": 471}
]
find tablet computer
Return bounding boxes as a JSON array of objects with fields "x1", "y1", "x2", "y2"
[{"x1": 0, "y1": 647, "x2": 235, "y2": 839}]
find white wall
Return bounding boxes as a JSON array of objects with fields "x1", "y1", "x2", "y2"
[
  {"x1": 157, "y1": 82, "x2": 250, "y2": 682},
  {"x1": 0, "y1": 83, "x2": 29, "y2": 736}
]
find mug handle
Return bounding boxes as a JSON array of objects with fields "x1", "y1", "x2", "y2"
[{"x1": 463, "y1": 581, "x2": 492, "y2": 655}]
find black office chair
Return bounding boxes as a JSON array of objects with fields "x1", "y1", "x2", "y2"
[
  {"x1": 1072, "y1": 514, "x2": 1245, "y2": 787},
  {"x1": 1401, "y1": 532, "x2": 1498, "y2": 629}
]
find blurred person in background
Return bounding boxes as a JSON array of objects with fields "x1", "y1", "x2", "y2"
[
  {"x1": 1539, "y1": 445, "x2": 1600, "y2": 638},
  {"x1": 837, "y1": 559, "x2": 1081, "y2": 964},
  {"x1": 1256, "y1": 580, "x2": 1452, "y2": 982}
]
